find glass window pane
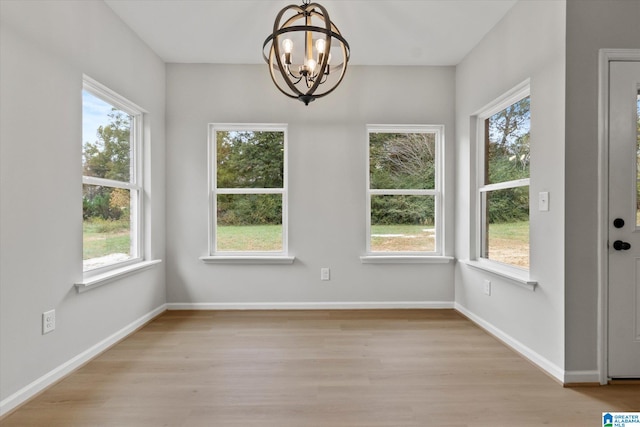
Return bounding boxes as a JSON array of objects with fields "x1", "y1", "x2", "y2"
[
  {"x1": 370, "y1": 195, "x2": 435, "y2": 252},
  {"x1": 486, "y1": 96, "x2": 530, "y2": 184},
  {"x1": 82, "y1": 90, "x2": 132, "y2": 182},
  {"x1": 369, "y1": 132, "x2": 436, "y2": 190},
  {"x1": 83, "y1": 184, "x2": 133, "y2": 271},
  {"x1": 482, "y1": 187, "x2": 529, "y2": 268},
  {"x1": 217, "y1": 194, "x2": 283, "y2": 252},
  {"x1": 216, "y1": 131, "x2": 284, "y2": 189}
]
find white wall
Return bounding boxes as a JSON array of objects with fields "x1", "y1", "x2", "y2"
[
  {"x1": 0, "y1": 1, "x2": 166, "y2": 406},
  {"x1": 564, "y1": 0, "x2": 640, "y2": 373},
  {"x1": 166, "y1": 64, "x2": 455, "y2": 306},
  {"x1": 454, "y1": 0, "x2": 566, "y2": 377}
]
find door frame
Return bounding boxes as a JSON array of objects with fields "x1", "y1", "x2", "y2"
[{"x1": 597, "y1": 48, "x2": 640, "y2": 385}]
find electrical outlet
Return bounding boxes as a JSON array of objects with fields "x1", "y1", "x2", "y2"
[
  {"x1": 483, "y1": 280, "x2": 491, "y2": 296},
  {"x1": 42, "y1": 309, "x2": 55, "y2": 334},
  {"x1": 320, "y1": 268, "x2": 330, "y2": 281}
]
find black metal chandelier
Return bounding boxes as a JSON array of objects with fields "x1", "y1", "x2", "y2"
[{"x1": 262, "y1": 0, "x2": 350, "y2": 105}]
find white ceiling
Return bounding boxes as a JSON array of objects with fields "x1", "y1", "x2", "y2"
[{"x1": 105, "y1": 0, "x2": 517, "y2": 66}]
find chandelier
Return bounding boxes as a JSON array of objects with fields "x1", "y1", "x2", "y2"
[{"x1": 262, "y1": 0, "x2": 350, "y2": 105}]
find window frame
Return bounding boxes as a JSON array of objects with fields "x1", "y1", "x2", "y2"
[
  {"x1": 364, "y1": 124, "x2": 445, "y2": 258},
  {"x1": 474, "y1": 80, "x2": 531, "y2": 272},
  {"x1": 204, "y1": 123, "x2": 291, "y2": 261},
  {"x1": 81, "y1": 76, "x2": 145, "y2": 278}
]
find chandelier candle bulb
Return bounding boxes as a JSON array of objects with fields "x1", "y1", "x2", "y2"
[
  {"x1": 282, "y1": 38, "x2": 293, "y2": 53},
  {"x1": 307, "y1": 59, "x2": 317, "y2": 73},
  {"x1": 282, "y1": 39, "x2": 293, "y2": 65}
]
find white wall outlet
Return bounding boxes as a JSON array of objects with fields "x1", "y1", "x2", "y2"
[
  {"x1": 42, "y1": 309, "x2": 55, "y2": 334},
  {"x1": 483, "y1": 280, "x2": 491, "y2": 296},
  {"x1": 320, "y1": 268, "x2": 330, "y2": 281},
  {"x1": 538, "y1": 191, "x2": 549, "y2": 211}
]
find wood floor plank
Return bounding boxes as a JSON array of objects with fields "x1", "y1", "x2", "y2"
[{"x1": 2, "y1": 309, "x2": 638, "y2": 426}]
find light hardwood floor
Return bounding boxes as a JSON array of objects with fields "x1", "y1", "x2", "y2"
[{"x1": 2, "y1": 309, "x2": 639, "y2": 426}]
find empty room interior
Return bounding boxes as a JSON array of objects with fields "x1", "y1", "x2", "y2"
[{"x1": 1, "y1": 0, "x2": 640, "y2": 425}]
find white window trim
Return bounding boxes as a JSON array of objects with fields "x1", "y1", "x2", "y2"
[
  {"x1": 80, "y1": 76, "x2": 155, "y2": 284},
  {"x1": 205, "y1": 123, "x2": 293, "y2": 264},
  {"x1": 364, "y1": 124, "x2": 445, "y2": 261},
  {"x1": 472, "y1": 79, "x2": 533, "y2": 282},
  {"x1": 199, "y1": 256, "x2": 295, "y2": 265},
  {"x1": 360, "y1": 255, "x2": 453, "y2": 264},
  {"x1": 462, "y1": 259, "x2": 537, "y2": 291},
  {"x1": 75, "y1": 259, "x2": 162, "y2": 293},
  {"x1": 479, "y1": 178, "x2": 530, "y2": 193}
]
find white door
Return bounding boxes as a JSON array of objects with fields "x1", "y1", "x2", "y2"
[{"x1": 608, "y1": 60, "x2": 640, "y2": 378}]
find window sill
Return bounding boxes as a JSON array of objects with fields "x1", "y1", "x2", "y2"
[
  {"x1": 360, "y1": 255, "x2": 454, "y2": 264},
  {"x1": 199, "y1": 255, "x2": 295, "y2": 265},
  {"x1": 462, "y1": 259, "x2": 537, "y2": 291},
  {"x1": 75, "y1": 259, "x2": 162, "y2": 293}
]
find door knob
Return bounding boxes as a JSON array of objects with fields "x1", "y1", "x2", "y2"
[{"x1": 613, "y1": 240, "x2": 631, "y2": 250}]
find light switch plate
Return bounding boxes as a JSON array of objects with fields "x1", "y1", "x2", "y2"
[{"x1": 539, "y1": 192, "x2": 549, "y2": 211}]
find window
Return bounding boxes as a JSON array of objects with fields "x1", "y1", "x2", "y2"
[
  {"x1": 366, "y1": 125, "x2": 444, "y2": 256},
  {"x1": 208, "y1": 124, "x2": 288, "y2": 257},
  {"x1": 82, "y1": 78, "x2": 143, "y2": 274},
  {"x1": 477, "y1": 84, "x2": 530, "y2": 269}
]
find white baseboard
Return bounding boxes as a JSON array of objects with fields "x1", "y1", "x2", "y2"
[
  {"x1": 454, "y1": 302, "x2": 565, "y2": 384},
  {"x1": 563, "y1": 370, "x2": 600, "y2": 384},
  {"x1": 12, "y1": 300, "x2": 570, "y2": 417},
  {"x1": 167, "y1": 301, "x2": 454, "y2": 310},
  {"x1": 0, "y1": 304, "x2": 167, "y2": 417}
]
